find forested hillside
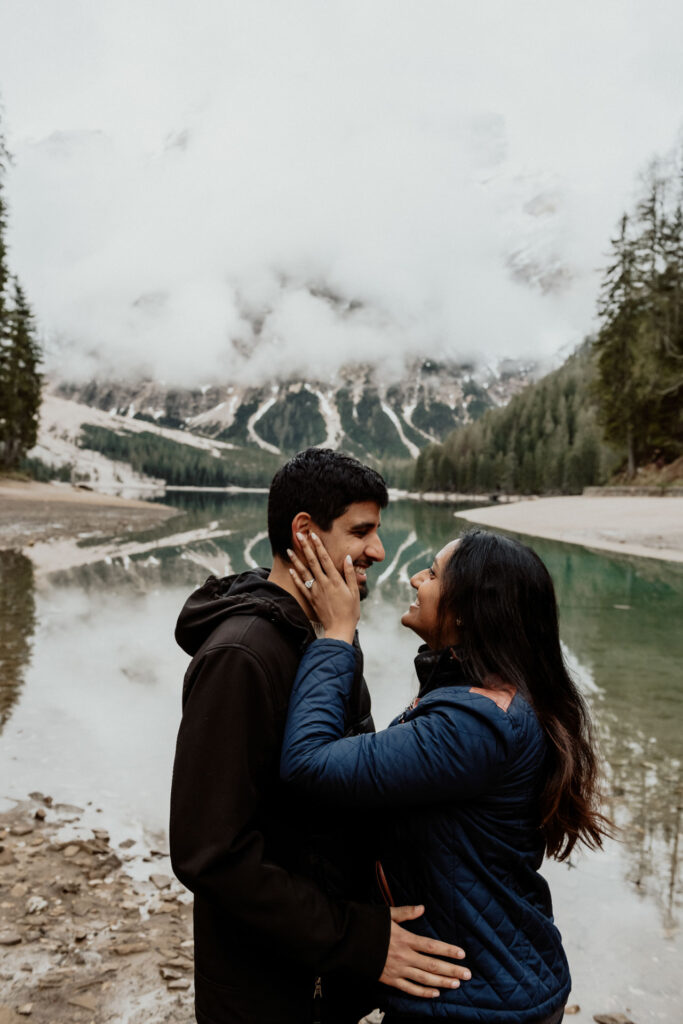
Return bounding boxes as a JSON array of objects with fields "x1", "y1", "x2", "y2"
[
  {"x1": 414, "y1": 343, "x2": 618, "y2": 494},
  {"x1": 416, "y1": 150, "x2": 683, "y2": 495},
  {"x1": 79, "y1": 425, "x2": 281, "y2": 489}
]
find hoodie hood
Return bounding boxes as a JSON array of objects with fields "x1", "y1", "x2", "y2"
[{"x1": 175, "y1": 568, "x2": 314, "y2": 657}]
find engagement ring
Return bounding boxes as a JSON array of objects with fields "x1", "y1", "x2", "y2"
[{"x1": 304, "y1": 579, "x2": 315, "y2": 590}]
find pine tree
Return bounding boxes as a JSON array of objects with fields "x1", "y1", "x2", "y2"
[
  {"x1": 593, "y1": 157, "x2": 683, "y2": 473},
  {"x1": 0, "y1": 279, "x2": 42, "y2": 468},
  {"x1": 0, "y1": 122, "x2": 9, "y2": 323},
  {"x1": 593, "y1": 214, "x2": 643, "y2": 477},
  {"x1": 0, "y1": 112, "x2": 43, "y2": 471},
  {"x1": 0, "y1": 120, "x2": 11, "y2": 464},
  {"x1": 651, "y1": 184, "x2": 683, "y2": 456}
]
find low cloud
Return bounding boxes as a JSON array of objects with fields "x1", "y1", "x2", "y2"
[{"x1": 1, "y1": 0, "x2": 682, "y2": 385}]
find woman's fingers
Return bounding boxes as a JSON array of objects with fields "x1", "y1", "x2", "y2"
[
  {"x1": 342, "y1": 553, "x2": 360, "y2": 600},
  {"x1": 288, "y1": 563, "x2": 308, "y2": 595},
  {"x1": 287, "y1": 546, "x2": 314, "y2": 585},
  {"x1": 295, "y1": 532, "x2": 328, "y2": 583},
  {"x1": 309, "y1": 532, "x2": 340, "y2": 578}
]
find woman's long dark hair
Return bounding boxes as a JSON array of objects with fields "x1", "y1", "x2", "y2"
[{"x1": 438, "y1": 529, "x2": 612, "y2": 861}]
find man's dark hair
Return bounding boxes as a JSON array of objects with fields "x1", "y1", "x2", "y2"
[{"x1": 268, "y1": 448, "x2": 388, "y2": 559}]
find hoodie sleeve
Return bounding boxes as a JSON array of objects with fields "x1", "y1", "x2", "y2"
[
  {"x1": 170, "y1": 642, "x2": 390, "y2": 978},
  {"x1": 280, "y1": 639, "x2": 511, "y2": 805}
]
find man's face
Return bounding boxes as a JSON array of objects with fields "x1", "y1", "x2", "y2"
[{"x1": 313, "y1": 501, "x2": 385, "y2": 599}]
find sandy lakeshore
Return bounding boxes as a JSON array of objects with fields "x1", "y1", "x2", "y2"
[
  {"x1": 0, "y1": 480, "x2": 179, "y2": 555},
  {"x1": 456, "y1": 495, "x2": 683, "y2": 563}
]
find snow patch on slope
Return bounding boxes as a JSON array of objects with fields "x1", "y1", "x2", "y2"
[
  {"x1": 380, "y1": 403, "x2": 421, "y2": 458},
  {"x1": 310, "y1": 388, "x2": 344, "y2": 449},
  {"x1": 187, "y1": 392, "x2": 242, "y2": 432},
  {"x1": 247, "y1": 396, "x2": 281, "y2": 454},
  {"x1": 402, "y1": 402, "x2": 437, "y2": 444},
  {"x1": 32, "y1": 393, "x2": 241, "y2": 491}
]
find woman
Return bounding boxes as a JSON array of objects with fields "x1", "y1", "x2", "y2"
[{"x1": 281, "y1": 528, "x2": 610, "y2": 1024}]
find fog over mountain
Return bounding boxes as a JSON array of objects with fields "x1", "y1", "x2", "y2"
[{"x1": 1, "y1": 1, "x2": 682, "y2": 386}]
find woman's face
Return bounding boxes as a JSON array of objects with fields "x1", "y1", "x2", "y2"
[{"x1": 401, "y1": 540, "x2": 460, "y2": 648}]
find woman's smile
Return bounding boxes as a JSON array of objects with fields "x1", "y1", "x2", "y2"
[{"x1": 401, "y1": 540, "x2": 459, "y2": 648}]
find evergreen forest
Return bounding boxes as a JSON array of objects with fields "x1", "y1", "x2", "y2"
[
  {"x1": 79, "y1": 425, "x2": 281, "y2": 489},
  {"x1": 415, "y1": 153, "x2": 683, "y2": 495}
]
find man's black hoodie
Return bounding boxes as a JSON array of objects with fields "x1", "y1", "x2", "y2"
[{"x1": 170, "y1": 569, "x2": 390, "y2": 1024}]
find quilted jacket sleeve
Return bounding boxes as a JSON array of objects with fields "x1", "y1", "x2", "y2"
[{"x1": 281, "y1": 639, "x2": 512, "y2": 806}]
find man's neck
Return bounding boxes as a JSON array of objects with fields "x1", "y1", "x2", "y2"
[{"x1": 268, "y1": 557, "x2": 315, "y2": 619}]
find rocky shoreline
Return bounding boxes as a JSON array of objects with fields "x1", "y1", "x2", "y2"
[
  {"x1": 0, "y1": 796, "x2": 644, "y2": 1024},
  {"x1": 0, "y1": 795, "x2": 193, "y2": 1024}
]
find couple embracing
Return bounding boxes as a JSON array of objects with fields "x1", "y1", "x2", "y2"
[{"x1": 170, "y1": 448, "x2": 608, "y2": 1024}]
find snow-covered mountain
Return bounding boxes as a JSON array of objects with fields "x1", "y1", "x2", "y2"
[
  {"x1": 52, "y1": 358, "x2": 534, "y2": 465},
  {"x1": 30, "y1": 359, "x2": 536, "y2": 491}
]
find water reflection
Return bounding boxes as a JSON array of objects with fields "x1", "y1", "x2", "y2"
[
  {"x1": 0, "y1": 550, "x2": 37, "y2": 734},
  {"x1": 47, "y1": 496, "x2": 483, "y2": 599}
]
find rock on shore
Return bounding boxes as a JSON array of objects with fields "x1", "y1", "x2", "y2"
[{"x1": 0, "y1": 795, "x2": 193, "y2": 1024}]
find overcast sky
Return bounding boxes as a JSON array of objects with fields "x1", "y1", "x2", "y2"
[{"x1": 0, "y1": 0, "x2": 682, "y2": 385}]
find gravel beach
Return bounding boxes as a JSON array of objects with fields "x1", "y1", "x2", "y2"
[{"x1": 0, "y1": 795, "x2": 193, "y2": 1024}]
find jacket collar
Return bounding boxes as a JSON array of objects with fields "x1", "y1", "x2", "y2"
[{"x1": 414, "y1": 645, "x2": 474, "y2": 698}]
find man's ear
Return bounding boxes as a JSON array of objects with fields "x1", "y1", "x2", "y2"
[{"x1": 290, "y1": 512, "x2": 313, "y2": 555}]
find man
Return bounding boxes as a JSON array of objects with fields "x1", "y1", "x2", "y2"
[{"x1": 170, "y1": 448, "x2": 466, "y2": 1024}]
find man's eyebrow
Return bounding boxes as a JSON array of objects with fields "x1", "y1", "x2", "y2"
[{"x1": 349, "y1": 520, "x2": 380, "y2": 531}]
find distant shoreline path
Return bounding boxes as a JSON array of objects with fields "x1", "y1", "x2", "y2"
[{"x1": 456, "y1": 495, "x2": 683, "y2": 564}]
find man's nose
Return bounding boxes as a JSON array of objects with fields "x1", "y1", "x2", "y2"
[{"x1": 366, "y1": 532, "x2": 385, "y2": 563}]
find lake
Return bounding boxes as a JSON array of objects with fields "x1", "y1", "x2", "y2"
[{"x1": 1, "y1": 492, "x2": 681, "y2": 1021}]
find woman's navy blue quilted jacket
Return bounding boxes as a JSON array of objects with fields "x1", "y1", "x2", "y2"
[{"x1": 281, "y1": 639, "x2": 571, "y2": 1023}]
